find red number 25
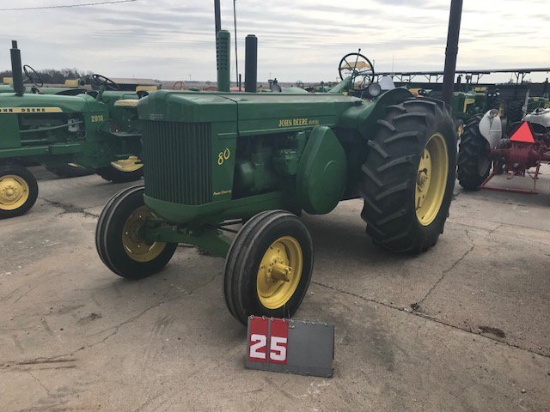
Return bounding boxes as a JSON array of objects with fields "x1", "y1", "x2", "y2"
[{"x1": 248, "y1": 318, "x2": 288, "y2": 364}]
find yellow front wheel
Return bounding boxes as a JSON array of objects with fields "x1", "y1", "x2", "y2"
[
  {"x1": 111, "y1": 156, "x2": 143, "y2": 173},
  {"x1": 256, "y1": 236, "x2": 303, "y2": 310},
  {"x1": 224, "y1": 210, "x2": 314, "y2": 325},
  {"x1": 0, "y1": 165, "x2": 38, "y2": 219},
  {"x1": 96, "y1": 156, "x2": 143, "y2": 183},
  {"x1": 95, "y1": 186, "x2": 177, "y2": 279}
]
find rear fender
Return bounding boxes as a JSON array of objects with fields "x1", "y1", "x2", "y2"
[{"x1": 478, "y1": 109, "x2": 502, "y2": 148}]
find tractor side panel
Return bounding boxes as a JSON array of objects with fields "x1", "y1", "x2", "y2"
[{"x1": 0, "y1": 114, "x2": 21, "y2": 150}]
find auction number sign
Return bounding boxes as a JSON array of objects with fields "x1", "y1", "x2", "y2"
[{"x1": 248, "y1": 317, "x2": 288, "y2": 364}]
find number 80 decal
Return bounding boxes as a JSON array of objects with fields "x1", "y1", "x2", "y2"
[{"x1": 217, "y1": 148, "x2": 231, "y2": 165}]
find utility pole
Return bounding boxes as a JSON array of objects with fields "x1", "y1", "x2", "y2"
[
  {"x1": 442, "y1": 0, "x2": 463, "y2": 105},
  {"x1": 233, "y1": 0, "x2": 239, "y2": 90},
  {"x1": 214, "y1": 0, "x2": 221, "y2": 35}
]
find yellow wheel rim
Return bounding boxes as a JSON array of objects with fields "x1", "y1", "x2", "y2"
[
  {"x1": 415, "y1": 133, "x2": 449, "y2": 226},
  {"x1": 122, "y1": 205, "x2": 167, "y2": 262},
  {"x1": 111, "y1": 156, "x2": 143, "y2": 173},
  {"x1": 257, "y1": 236, "x2": 303, "y2": 310},
  {"x1": 0, "y1": 174, "x2": 30, "y2": 211}
]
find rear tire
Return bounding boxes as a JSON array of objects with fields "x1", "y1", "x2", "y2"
[
  {"x1": 505, "y1": 100, "x2": 524, "y2": 124},
  {"x1": 359, "y1": 98, "x2": 456, "y2": 254},
  {"x1": 0, "y1": 165, "x2": 38, "y2": 219},
  {"x1": 95, "y1": 185, "x2": 177, "y2": 279},
  {"x1": 457, "y1": 115, "x2": 491, "y2": 191},
  {"x1": 223, "y1": 210, "x2": 314, "y2": 325}
]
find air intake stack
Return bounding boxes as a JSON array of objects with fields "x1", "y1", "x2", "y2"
[{"x1": 216, "y1": 30, "x2": 231, "y2": 92}]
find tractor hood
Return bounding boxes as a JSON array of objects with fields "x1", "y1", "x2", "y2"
[
  {"x1": 137, "y1": 90, "x2": 361, "y2": 135},
  {"x1": 525, "y1": 108, "x2": 550, "y2": 128}
]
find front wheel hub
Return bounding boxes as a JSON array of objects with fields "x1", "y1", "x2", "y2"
[
  {"x1": 270, "y1": 261, "x2": 293, "y2": 282},
  {"x1": 257, "y1": 236, "x2": 303, "y2": 309},
  {"x1": 0, "y1": 175, "x2": 29, "y2": 210},
  {"x1": 122, "y1": 205, "x2": 167, "y2": 262}
]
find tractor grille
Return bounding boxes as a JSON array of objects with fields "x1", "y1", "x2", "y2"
[{"x1": 142, "y1": 121, "x2": 212, "y2": 205}]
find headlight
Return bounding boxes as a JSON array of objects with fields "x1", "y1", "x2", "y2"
[{"x1": 365, "y1": 83, "x2": 382, "y2": 98}]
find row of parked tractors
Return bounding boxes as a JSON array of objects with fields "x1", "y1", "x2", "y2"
[
  {"x1": 412, "y1": 76, "x2": 550, "y2": 194},
  {"x1": 457, "y1": 95, "x2": 550, "y2": 194},
  {"x1": 1, "y1": 36, "x2": 548, "y2": 325},
  {"x1": 0, "y1": 42, "x2": 147, "y2": 218}
]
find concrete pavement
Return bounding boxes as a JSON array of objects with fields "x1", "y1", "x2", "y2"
[{"x1": 1, "y1": 167, "x2": 549, "y2": 411}]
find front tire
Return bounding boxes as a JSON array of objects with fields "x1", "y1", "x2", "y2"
[
  {"x1": 95, "y1": 185, "x2": 177, "y2": 279},
  {"x1": 457, "y1": 115, "x2": 491, "y2": 190},
  {"x1": 0, "y1": 165, "x2": 39, "y2": 219},
  {"x1": 223, "y1": 210, "x2": 314, "y2": 325},
  {"x1": 96, "y1": 156, "x2": 143, "y2": 183},
  {"x1": 359, "y1": 98, "x2": 457, "y2": 253}
]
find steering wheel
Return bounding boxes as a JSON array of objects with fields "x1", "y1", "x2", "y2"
[
  {"x1": 23, "y1": 65, "x2": 43, "y2": 88},
  {"x1": 91, "y1": 74, "x2": 120, "y2": 91},
  {"x1": 338, "y1": 51, "x2": 375, "y2": 92}
]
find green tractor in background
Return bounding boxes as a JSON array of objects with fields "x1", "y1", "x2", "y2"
[
  {"x1": 0, "y1": 77, "x2": 13, "y2": 93},
  {"x1": 96, "y1": 36, "x2": 457, "y2": 325},
  {"x1": 451, "y1": 87, "x2": 501, "y2": 121},
  {"x1": 504, "y1": 92, "x2": 550, "y2": 125},
  {"x1": 422, "y1": 85, "x2": 501, "y2": 135},
  {"x1": 0, "y1": 41, "x2": 146, "y2": 218}
]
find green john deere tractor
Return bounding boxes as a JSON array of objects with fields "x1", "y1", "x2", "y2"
[
  {"x1": 0, "y1": 41, "x2": 145, "y2": 218},
  {"x1": 504, "y1": 93, "x2": 550, "y2": 125},
  {"x1": 0, "y1": 78, "x2": 13, "y2": 93},
  {"x1": 96, "y1": 37, "x2": 457, "y2": 325},
  {"x1": 451, "y1": 87, "x2": 500, "y2": 121},
  {"x1": 424, "y1": 86, "x2": 501, "y2": 135}
]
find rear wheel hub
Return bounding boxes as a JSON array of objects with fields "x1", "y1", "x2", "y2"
[{"x1": 415, "y1": 133, "x2": 448, "y2": 226}]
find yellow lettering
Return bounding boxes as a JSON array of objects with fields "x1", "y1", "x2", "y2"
[
  {"x1": 278, "y1": 119, "x2": 293, "y2": 127},
  {"x1": 0, "y1": 107, "x2": 63, "y2": 114},
  {"x1": 213, "y1": 190, "x2": 232, "y2": 196},
  {"x1": 292, "y1": 118, "x2": 307, "y2": 126},
  {"x1": 217, "y1": 148, "x2": 231, "y2": 165}
]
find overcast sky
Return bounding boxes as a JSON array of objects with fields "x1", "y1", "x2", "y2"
[{"x1": 1, "y1": 0, "x2": 549, "y2": 83}]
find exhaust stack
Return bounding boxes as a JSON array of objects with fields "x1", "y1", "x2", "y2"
[
  {"x1": 244, "y1": 34, "x2": 257, "y2": 93},
  {"x1": 10, "y1": 40, "x2": 24, "y2": 96},
  {"x1": 442, "y1": 0, "x2": 463, "y2": 105}
]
